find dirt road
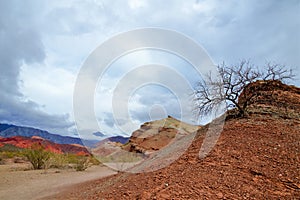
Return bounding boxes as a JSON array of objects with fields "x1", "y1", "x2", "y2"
[{"x1": 0, "y1": 163, "x2": 116, "y2": 200}]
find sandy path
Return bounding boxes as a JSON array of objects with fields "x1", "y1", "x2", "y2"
[{"x1": 0, "y1": 164, "x2": 116, "y2": 200}]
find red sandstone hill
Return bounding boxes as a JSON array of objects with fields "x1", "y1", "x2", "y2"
[
  {"x1": 46, "y1": 80, "x2": 300, "y2": 199},
  {"x1": 0, "y1": 136, "x2": 90, "y2": 155}
]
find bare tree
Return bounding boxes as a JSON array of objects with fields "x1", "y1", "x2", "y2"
[{"x1": 194, "y1": 60, "x2": 295, "y2": 118}]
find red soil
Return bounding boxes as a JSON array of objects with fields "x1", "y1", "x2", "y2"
[
  {"x1": 46, "y1": 116, "x2": 300, "y2": 199},
  {"x1": 46, "y1": 81, "x2": 300, "y2": 199},
  {"x1": 0, "y1": 136, "x2": 90, "y2": 155}
]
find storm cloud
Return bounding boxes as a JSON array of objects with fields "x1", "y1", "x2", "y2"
[
  {"x1": 0, "y1": 0, "x2": 73, "y2": 135},
  {"x1": 0, "y1": 0, "x2": 299, "y2": 138}
]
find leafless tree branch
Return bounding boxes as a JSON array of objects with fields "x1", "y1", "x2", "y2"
[{"x1": 193, "y1": 60, "x2": 295, "y2": 119}]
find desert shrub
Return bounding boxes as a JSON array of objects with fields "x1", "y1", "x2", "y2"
[
  {"x1": 24, "y1": 144, "x2": 51, "y2": 170},
  {"x1": 89, "y1": 155, "x2": 101, "y2": 165},
  {"x1": 0, "y1": 144, "x2": 26, "y2": 164},
  {"x1": 49, "y1": 153, "x2": 69, "y2": 169},
  {"x1": 74, "y1": 156, "x2": 90, "y2": 171},
  {"x1": 0, "y1": 144, "x2": 22, "y2": 152},
  {"x1": 65, "y1": 154, "x2": 100, "y2": 171},
  {"x1": 45, "y1": 153, "x2": 99, "y2": 171},
  {"x1": 64, "y1": 154, "x2": 80, "y2": 164},
  {"x1": 0, "y1": 151, "x2": 15, "y2": 159},
  {"x1": 0, "y1": 144, "x2": 24, "y2": 158}
]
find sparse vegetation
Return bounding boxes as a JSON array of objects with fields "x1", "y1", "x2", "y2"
[
  {"x1": 0, "y1": 143, "x2": 100, "y2": 171},
  {"x1": 74, "y1": 156, "x2": 90, "y2": 171},
  {"x1": 48, "y1": 153, "x2": 68, "y2": 169},
  {"x1": 0, "y1": 144, "x2": 26, "y2": 165},
  {"x1": 0, "y1": 144, "x2": 24, "y2": 158},
  {"x1": 24, "y1": 144, "x2": 51, "y2": 170}
]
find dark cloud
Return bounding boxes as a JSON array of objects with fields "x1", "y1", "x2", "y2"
[
  {"x1": 96, "y1": 0, "x2": 300, "y2": 83},
  {"x1": 0, "y1": 95, "x2": 73, "y2": 133},
  {"x1": 198, "y1": 0, "x2": 300, "y2": 77},
  {"x1": 0, "y1": 0, "x2": 73, "y2": 135},
  {"x1": 92, "y1": 131, "x2": 106, "y2": 137},
  {"x1": 0, "y1": 0, "x2": 299, "y2": 138},
  {"x1": 0, "y1": 1, "x2": 44, "y2": 95}
]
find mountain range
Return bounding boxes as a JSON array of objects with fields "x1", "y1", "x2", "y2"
[
  {"x1": 0, "y1": 123, "x2": 130, "y2": 150},
  {"x1": 0, "y1": 136, "x2": 90, "y2": 155},
  {"x1": 0, "y1": 123, "x2": 103, "y2": 147}
]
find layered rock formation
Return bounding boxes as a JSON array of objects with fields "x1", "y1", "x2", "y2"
[{"x1": 238, "y1": 80, "x2": 300, "y2": 119}]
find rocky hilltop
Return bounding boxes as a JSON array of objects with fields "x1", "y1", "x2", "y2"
[
  {"x1": 50, "y1": 80, "x2": 300, "y2": 199},
  {"x1": 123, "y1": 116, "x2": 199, "y2": 155},
  {"x1": 239, "y1": 80, "x2": 300, "y2": 119}
]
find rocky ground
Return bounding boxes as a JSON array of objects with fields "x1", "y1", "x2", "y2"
[
  {"x1": 44, "y1": 115, "x2": 300, "y2": 199},
  {"x1": 43, "y1": 81, "x2": 300, "y2": 199},
  {"x1": 2, "y1": 80, "x2": 298, "y2": 200}
]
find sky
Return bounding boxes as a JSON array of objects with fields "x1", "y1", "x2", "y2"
[{"x1": 0, "y1": 0, "x2": 299, "y2": 139}]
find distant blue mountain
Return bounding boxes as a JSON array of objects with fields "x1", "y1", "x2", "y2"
[
  {"x1": 0, "y1": 123, "x2": 99, "y2": 147},
  {"x1": 108, "y1": 136, "x2": 129, "y2": 144},
  {"x1": 0, "y1": 124, "x2": 14, "y2": 132}
]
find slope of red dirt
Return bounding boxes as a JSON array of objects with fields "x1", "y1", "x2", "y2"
[
  {"x1": 45, "y1": 81, "x2": 300, "y2": 199},
  {"x1": 46, "y1": 116, "x2": 300, "y2": 199}
]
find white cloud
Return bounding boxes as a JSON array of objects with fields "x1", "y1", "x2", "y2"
[
  {"x1": 91, "y1": 49, "x2": 200, "y2": 137},
  {"x1": 128, "y1": 0, "x2": 148, "y2": 9},
  {"x1": 1, "y1": 0, "x2": 299, "y2": 138},
  {"x1": 20, "y1": 63, "x2": 76, "y2": 115}
]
